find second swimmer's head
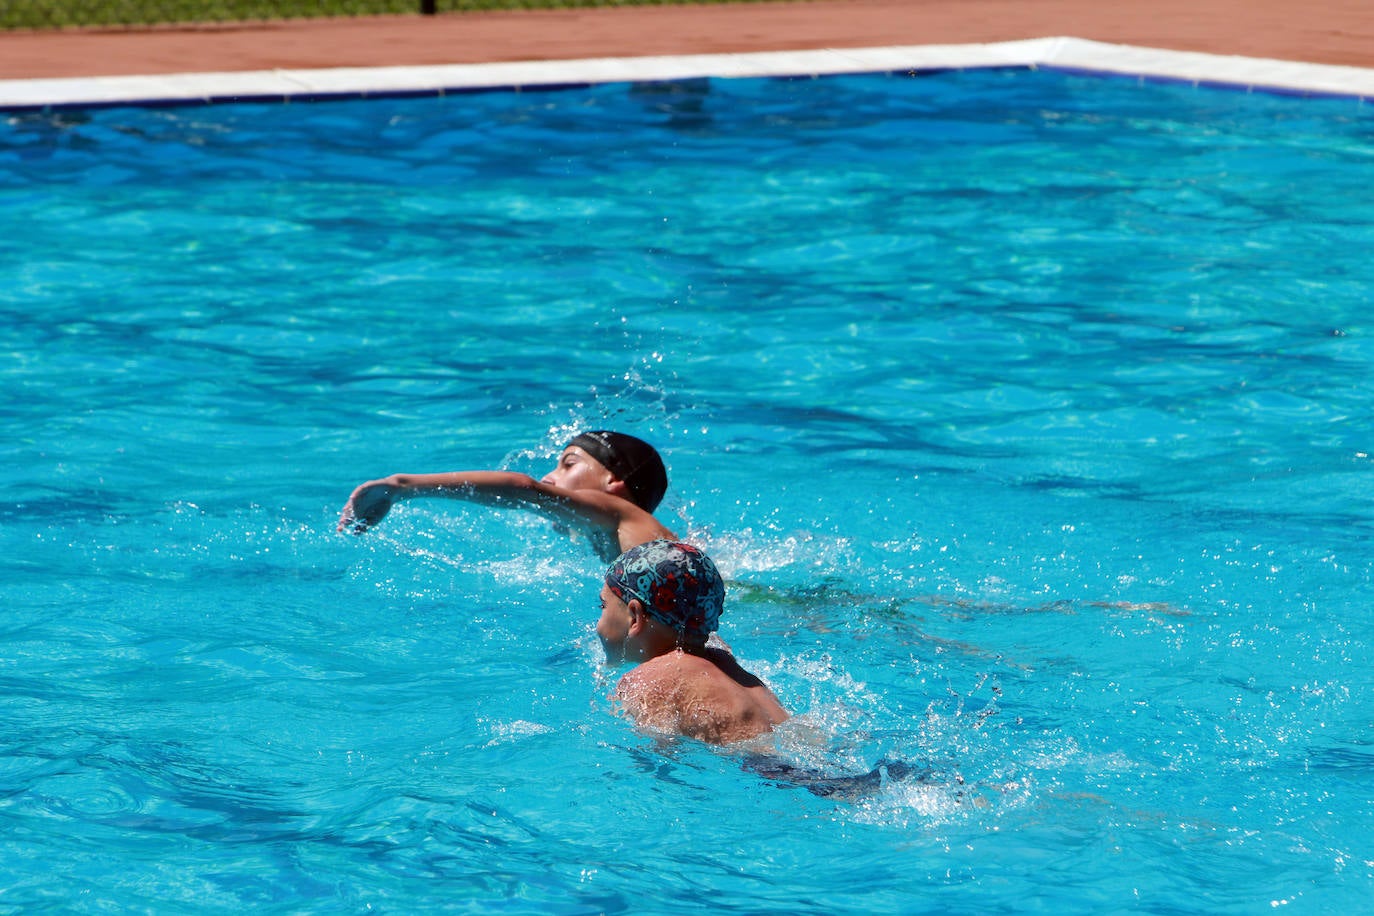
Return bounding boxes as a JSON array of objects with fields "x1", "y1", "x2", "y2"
[{"x1": 565, "y1": 430, "x2": 668, "y2": 512}]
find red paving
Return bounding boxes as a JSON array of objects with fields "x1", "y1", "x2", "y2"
[{"x1": 0, "y1": 0, "x2": 1371, "y2": 81}]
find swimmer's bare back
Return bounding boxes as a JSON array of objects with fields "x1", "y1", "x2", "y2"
[{"x1": 617, "y1": 648, "x2": 790, "y2": 745}]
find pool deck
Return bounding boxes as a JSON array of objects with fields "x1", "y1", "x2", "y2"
[{"x1": 1, "y1": 0, "x2": 1372, "y2": 105}]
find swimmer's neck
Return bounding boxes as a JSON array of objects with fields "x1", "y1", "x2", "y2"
[{"x1": 673, "y1": 641, "x2": 720, "y2": 662}]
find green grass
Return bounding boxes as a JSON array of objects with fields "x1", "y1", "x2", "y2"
[{"x1": 2, "y1": 0, "x2": 764, "y2": 31}]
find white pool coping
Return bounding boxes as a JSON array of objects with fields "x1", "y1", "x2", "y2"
[{"x1": 2, "y1": 36, "x2": 1373, "y2": 109}]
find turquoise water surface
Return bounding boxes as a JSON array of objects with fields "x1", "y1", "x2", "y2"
[{"x1": 3, "y1": 68, "x2": 1372, "y2": 912}]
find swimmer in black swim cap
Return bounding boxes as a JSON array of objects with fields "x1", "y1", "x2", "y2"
[
  {"x1": 557, "y1": 431, "x2": 668, "y2": 513},
  {"x1": 338, "y1": 430, "x2": 676, "y2": 561}
]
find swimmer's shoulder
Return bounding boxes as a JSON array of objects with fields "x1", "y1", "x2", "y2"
[
  {"x1": 619, "y1": 650, "x2": 787, "y2": 744},
  {"x1": 618, "y1": 652, "x2": 729, "y2": 718},
  {"x1": 622, "y1": 650, "x2": 711, "y2": 689},
  {"x1": 700, "y1": 647, "x2": 791, "y2": 731}
]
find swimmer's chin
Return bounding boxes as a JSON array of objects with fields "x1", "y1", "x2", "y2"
[{"x1": 597, "y1": 640, "x2": 629, "y2": 667}]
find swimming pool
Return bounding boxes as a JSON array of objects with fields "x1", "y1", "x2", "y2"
[{"x1": 3, "y1": 66, "x2": 1372, "y2": 912}]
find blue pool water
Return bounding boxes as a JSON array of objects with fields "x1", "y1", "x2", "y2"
[{"x1": 3, "y1": 68, "x2": 1372, "y2": 912}]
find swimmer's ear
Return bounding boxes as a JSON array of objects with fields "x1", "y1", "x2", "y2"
[
  {"x1": 626, "y1": 599, "x2": 649, "y2": 636},
  {"x1": 604, "y1": 476, "x2": 632, "y2": 502}
]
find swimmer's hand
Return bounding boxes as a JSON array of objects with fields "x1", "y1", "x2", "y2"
[{"x1": 338, "y1": 478, "x2": 399, "y2": 534}]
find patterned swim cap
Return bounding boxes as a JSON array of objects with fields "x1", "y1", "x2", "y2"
[{"x1": 605, "y1": 540, "x2": 724, "y2": 637}]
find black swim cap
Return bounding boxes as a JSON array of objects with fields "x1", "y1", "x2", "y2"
[{"x1": 568, "y1": 430, "x2": 668, "y2": 512}]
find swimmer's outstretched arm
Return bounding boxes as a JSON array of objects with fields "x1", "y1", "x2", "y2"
[
  {"x1": 340, "y1": 472, "x2": 599, "y2": 532},
  {"x1": 337, "y1": 471, "x2": 675, "y2": 556}
]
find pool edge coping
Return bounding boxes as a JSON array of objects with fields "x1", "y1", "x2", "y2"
[{"x1": 3, "y1": 36, "x2": 1373, "y2": 110}]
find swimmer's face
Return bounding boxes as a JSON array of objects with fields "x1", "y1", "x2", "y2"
[
  {"x1": 542, "y1": 445, "x2": 616, "y2": 493},
  {"x1": 596, "y1": 583, "x2": 634, "y2": 664}
]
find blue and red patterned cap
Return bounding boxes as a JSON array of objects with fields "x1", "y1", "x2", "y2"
[{"x1": 605, "y1": 540, "x2": 724, "y2": 637}]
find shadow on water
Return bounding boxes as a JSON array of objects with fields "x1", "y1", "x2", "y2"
[
  {"x1": 628, "y1": 78, "x2": 715, "y2": 132},
  {"x1": 624, "y1": 733, "x2": 959, "y2": 805},
  {"x1": 741, "y1": 755, "x2": 936, "y2": 801},
  {"x1": 729, "y1": 576, "x2": 1191, "y2": 656}
]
